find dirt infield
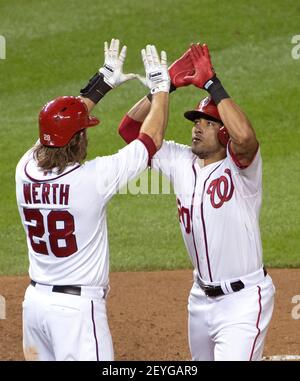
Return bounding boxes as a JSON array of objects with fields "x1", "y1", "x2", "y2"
[{"x1": 0, "y1": 269, "x2": 299, "y2": 360}]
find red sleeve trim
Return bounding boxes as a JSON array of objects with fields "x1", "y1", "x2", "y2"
[
  {"x1": 228, "y1": 141, "x2": 259, "y2": 169},
  {"x1": 137, "y1": 133, "x2": 157, "y2": 161},
  {"x1": 118, "y1": 115, "x2": 142, "y2": 144}
]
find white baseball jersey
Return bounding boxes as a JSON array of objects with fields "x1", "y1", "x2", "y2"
[
  {"x1": 16, "y1": 139, "x2": 149, "y2": 287},
  {"x1": 152, "y1": 140, "x2": 263, "y2": 282}
]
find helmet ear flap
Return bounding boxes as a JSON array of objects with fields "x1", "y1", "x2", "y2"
[{"x1": 218, "y1": 126, "x2": 230, "y2": 147}]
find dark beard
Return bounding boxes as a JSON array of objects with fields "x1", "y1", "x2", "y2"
[{"x1": 191, "y1": 145, "x2": 208, "y2": 159}]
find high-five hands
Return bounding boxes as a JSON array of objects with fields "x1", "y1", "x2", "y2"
[
  {"x1": 99, "y1": 38, "x2": 137, "y2": 88},
  {"x1": 98, "y1": 38, "x2": 214, "y2": 93}
]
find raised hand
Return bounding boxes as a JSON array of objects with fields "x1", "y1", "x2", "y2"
[
  {"x1": 137, "y1": 45, "x2": 170, "y2": 94},
  {"x1": 99, "y1": 38, "x2": 137, "y2": 88},
  {"x1": 183, "y1": 43, "x2": 215, "y2": 89},
  {"x1": 168, "y1": 48, "x2": 194, "y2": 88}
]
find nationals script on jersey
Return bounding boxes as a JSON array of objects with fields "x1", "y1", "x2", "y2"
[
  {"x1": 16, "y1": 140, "x2": 148, "y2": 287},
  {"x1": 152, "y1": 141, "x2": 262, "y2": 282}
]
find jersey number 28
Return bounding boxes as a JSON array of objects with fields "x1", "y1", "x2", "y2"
[{"x1": 23, "y1": 208, "x2": 78, "y2": 257}]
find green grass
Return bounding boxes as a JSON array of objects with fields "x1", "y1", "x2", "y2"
[{"x1": 0, "y1": 0, "x2": 299, "y2": 274}]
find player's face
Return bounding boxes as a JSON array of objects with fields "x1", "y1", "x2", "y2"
[{"x1": 191, "y1": 118, "x2": 223, "y2": 159}]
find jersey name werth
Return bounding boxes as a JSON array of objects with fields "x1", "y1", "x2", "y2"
[{"x1": 23, "y1": 183, "x2": 70, "y2": 205}]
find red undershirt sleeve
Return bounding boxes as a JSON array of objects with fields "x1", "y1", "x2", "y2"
[
  {"x1": 137, "y1": 133, "x2": 157, "y2": 161},
  {"x1": 118, "y1": 115, "x2": 142, "y2": 144}
]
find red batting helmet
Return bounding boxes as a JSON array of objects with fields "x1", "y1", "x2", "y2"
[
  {"x1": 39, "y1": 96, "x2": 100, "y2": 147},
  {"x1": 184, "y1": 96, "x2": 229, "y2": 146}
]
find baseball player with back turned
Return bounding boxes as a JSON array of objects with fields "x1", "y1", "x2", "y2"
[
  {"x1": 16, "y1": 39, "x2": 170, "y2": 361},
  {"x1": 118, "y1": 42, "x2": 275, "y2": 361}
]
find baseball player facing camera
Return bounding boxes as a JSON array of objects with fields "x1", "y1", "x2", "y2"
[
  {"x1": 119, "y1": 43, "x2": 275, "y2": 361},
  {"x1": 16, "y1": 39, "x2": 170, "y2": 361}
]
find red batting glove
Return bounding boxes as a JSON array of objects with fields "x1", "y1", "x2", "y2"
[
  {"x1": 183, "y1": 44, "x2": 215, "y2": 89},
  {"x1": 168, "y1": 48, "x2": 194, "y2": 88}
]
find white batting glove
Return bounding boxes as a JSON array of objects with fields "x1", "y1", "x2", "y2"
[
  {"x1": 99, "y1": 38, "x2": 137, "y2": 88},
  {"x1": 137, "y1": 45, "x2": 170, "y2": 95}
]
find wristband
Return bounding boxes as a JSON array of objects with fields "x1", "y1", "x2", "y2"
[
  {"x1": 204, "y1": 76, "x2": 230, "y2": 105},
  {"x1": 80, "y1": 72, "x2": 112, "y2": 104},
  {"x1": 146, "y1": 82, "x2": 176, "y2": 102}
]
